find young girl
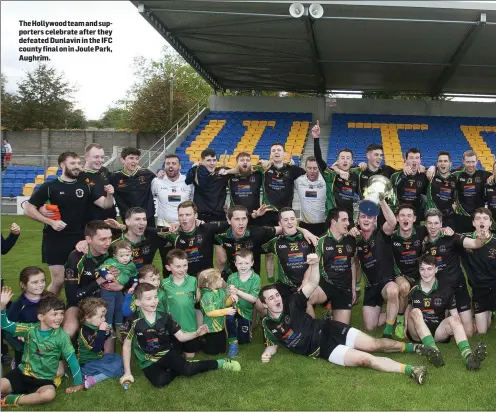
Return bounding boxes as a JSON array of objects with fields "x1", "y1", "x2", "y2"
[
  {"x1": 162, "y1": 249, "x2": 200, "y2": 358},
  {"x1": 98, "y1": 240, "x2": 137, "y2": 335},
  {"x1": 78, "y1": 297, "x2": 124, "y2": 389},
  {"x1": 198, "y1": 269, "x2": 236, "y2": 355},
  {"x1": 5, "y1": 267, "x2": 48, "y2": 368}
]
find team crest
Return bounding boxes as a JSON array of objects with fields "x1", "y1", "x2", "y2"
[
  {"x1": 142, "y1": 246, "x2": 150, "y2": 254},
  {"x1": 75, "y1": 189, "x2": 84, "y2": 198},
  {"x1": 250, "y1": 175, "x2": 256, "y2": 183},
  {"x1": 433, "y1": 298, "x2": 442, "y2": 306},
  {"x1": 346, "y1": 245, "x2": 353, "y2": 252},
  {"x1": 285, "y1": 315, "x2": 291, "y2": 323},
  {"x1": 301, "y1": 241, "x2": 309, "y2": 249},
  {"x1": 417, "y1": 181, "x2": 422, "y2": 187},
  {"x1": 439, "y1": 245, "x2": 446, "y2": 252},
  {"x1": 196, "y1": 235, "x2": 203, "y2": 243}
]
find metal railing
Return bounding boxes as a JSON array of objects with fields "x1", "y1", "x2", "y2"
[{"x1": 138, "y1": 97, "x2": 208, "y2": 170}]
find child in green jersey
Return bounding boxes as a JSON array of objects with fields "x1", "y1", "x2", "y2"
[
  {"x1": 199, "y1": 268, "x2": 236, "y2": 355},
  {"x1": 77, "y1": 297, "x2": 124, "y2": 389},
  {"x1": 163, "y1": 249, "x2": 201, "y2": 358},
  {"x1": 226, "y1": 249, "x2": 261, "y2": 358},
  {"x1": 0, "y1": 287, "x2": 84, "y2": 407},
  {"x1": 98, "y1": 240, "x2": 137, "y2": 335}
]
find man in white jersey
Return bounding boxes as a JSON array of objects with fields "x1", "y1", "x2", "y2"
[
  {"x1": 152, "y1": 154, "x2": 193, "y2": 271},
  {"x1": 295, "y1": 156, "x2": 327, "y2": 236}
]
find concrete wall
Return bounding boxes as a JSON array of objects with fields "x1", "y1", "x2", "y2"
[{"x1": 209, "y1": 95, "x2": 496, "y2": 123}]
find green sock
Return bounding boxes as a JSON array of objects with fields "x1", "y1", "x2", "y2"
[
  {"x1": 421, "y1": 335, "x2": 438, "y2": 349},
  {"x1": 397, "y1": 314, "x2": 405, "y2": 323},
  {"x1": 228, "y1": 337, "x2": 238, "y2": 344},
  {"x1": 216, "y1": 359, "x2": 225, "y2": 368},
  {"x1": 5, "y1": 394, "x2": 22, "y2": 406},
  {"x1": 402, "y1": 343, "x2": 415, "y2": 353},
  {"x1": 458, "y1": 340, "x2": 472, "y2": 362},
  {"x1": 402, "y1": 364, "x2": 413, "y2": 376},
  {"x1": 384, "y1": 321, "x2": 394, "y2": 335}
]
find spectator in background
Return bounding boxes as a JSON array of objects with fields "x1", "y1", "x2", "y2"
[
  {"x1": 1, "y1": 222, "x2": 20, "y2": 255},
  {"x1": 3, "y1": 139, "x2": 12, "y2": 168},
  {"x1": 1, "y1": 142, "x2": 5, "y2": 171}
]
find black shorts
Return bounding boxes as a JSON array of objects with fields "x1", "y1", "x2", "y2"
[
  {"x1": 5, "y1": 368, "x2": 55, "y2": 394},
  {"x1": 254, "y1": 211, "x2": 279, "y2": 228},
  {"x1": 363, "y1": 281, "x2": 392, "y2": 308},
  {"x1": 42, "y1": 233, "x2": 84, "y2": 266},
  {"x1": 318, "y1": 319, "x2": 352, "y2": 360},
  {"x1": 406, "y1": 323, "x2": 451, "y2": 344},
  {"x1": 202, "y1": 330, "x2": 226, "y2": 355},
  {"x1": 299, "y1": 221, "x2": 328, "y2": 237},
  {"x1": 472, "y1": 285, "x2": 496, "y2": 314},
  {"x1": 275, "y1": 282, "x2": 298, "y2": 301},
  {"x1": 454, "y1": 282, "x2": 472, "y2": 313},
  {"x1": 319, "y1": 281, "x2": 352, "y2": 310}
]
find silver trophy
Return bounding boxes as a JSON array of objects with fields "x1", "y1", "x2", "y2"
[{"x1": 359, "y1": 175, "x2": 393, "y2": 217}]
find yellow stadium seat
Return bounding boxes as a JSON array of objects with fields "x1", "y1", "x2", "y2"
[
  {"x1": 35, "y1": 175, "x2": 45, "y2": 184},
  {"x1": 22, "y1": 183, "x2": 35, "y2": 196},
  {"x1": 46, "y1": 167, "x2": 58, "y2": 177}
]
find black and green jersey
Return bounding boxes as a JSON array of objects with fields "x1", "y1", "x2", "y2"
[
  {"x1": 161, "y1": 275, "x2": 198, "y2": 332},
  {"x1": 356, "y1": 228, "x2": 396, "y2": 286},
  {"x1": 127, "y1": 311, "x2": 180, "y2": 369},
  {"x1": 423, "y1": 233, "x2": 466, "y2": 288},
  {"x1": 408, "y1": 280, "x2": 456, "y2": 328},
  {"x1": 261, "y1": 163, "x2": 305, "y2": 211},
  {"x1": 200, "y1": 288, "x2": 228, "y2": 333},
  {"x1": 228, "y1": 170, "x2": 263, "y2": 212},
  {"x1": 77, "y1": 322, "x2": 111, "y2": 365},
  {"x1": 64, "y1": 249, "x2": 109, "y2": 307},
  {"x1": 484, "y1": 184, "x2": 496, "y2": 228},
  {"x1": 262, "y1": 232, "x2": 313, "y2": 287},
  {"x1": 461, "y1": 232, "x2": 496, "y2": 289},
  {"x1": 262, "y1": 291, "x2": 323, "y2": 357},
  {"x1": 227, "y1": 271, "x2": 261, "y2": 321},
  {"x1": 316, "y1": 232, "x2": 356, "y2": 289},
  {"x1": 426, "y1": 172, "x2": 457, "y2": 217},
  {"x1": 452, "y1": 169, "x2": 492, "y2": 216},
  {"x1": 215, "y1": 225, "x2": 276, "y2": 276},
  {"x1": 390, "y1": 171, "x2": 427, "y2": 213},
  {"x1": 111, "y1": 233, "x2": 156, "y2": 275},
  {"x1": 79, "y1": 167, "x2": 117, "y2": 222},
  {"x1": 165, "y1": 222, "x2": 229, "y2": 276},
  {"x1": 391, "y1": 226, "x2": 427, "y2": 282}
]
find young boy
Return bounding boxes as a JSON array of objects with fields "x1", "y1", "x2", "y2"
[
  {"x1": 226, "y1": 249, "x2": 261, "y2": 358},
  {"x1": 0, "y1": 287, "x2": 84, "y2": 407},
  {"x1": 406, "y1": 255, "x2": 487, "y2": 370},
  {"x1": 162, "y1": 249, "x2": 201, "y2": 358},
  {"x1": 120, "y1": 283, "x2": 241, "y2": 388}
]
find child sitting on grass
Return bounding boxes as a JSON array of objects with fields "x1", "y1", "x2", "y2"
[
  {"x1": 226, "y1": 249, "x2": 261, "y2": 358},
  {"x1": 98, "y1": 240, "x2": 137, "y2": 336},
  {"x1": 78, "y1": 297, "x2": 124, "y2": 389},
  {"x1": 162, "y1": 249, "x2": 201, "y2": 358},
  {"x1": 198, "y1": 268, "x2": 236, "y2": 355},
  {"x1": 0, "y1": 287, "x2": 84, "y2": 407},
  {"x1": 120, "y1": 283, "x2": 241, "y2": 388}
]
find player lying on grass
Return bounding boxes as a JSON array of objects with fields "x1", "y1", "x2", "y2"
[
  {"x1": 1, "y1": 287, "x2": 84, "y2": 407},
  {"x1": 405, "y1": 255, "x2": 487, "y2": 371},
  {"x1": 259, "y1": 254, "x2": 435, "y2": 384}
]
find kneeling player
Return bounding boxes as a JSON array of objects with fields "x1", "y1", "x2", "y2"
[
  {"x1": 260, "y1": 254, "x2": 432, "y2": 384},
  {"x1": 406, "y1": 255, "x2": 487, "y2": 371}
]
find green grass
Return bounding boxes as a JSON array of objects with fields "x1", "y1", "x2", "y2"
[{"x1": 2, "y1": 215, "x2": 496, "y2": 411}]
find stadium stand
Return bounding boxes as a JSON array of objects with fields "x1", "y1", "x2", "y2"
[
  {"x1": 1, "y1": 166, "x2": 61, "y2": 197},
  {"x1": 327, "y1": 114, "x2": 496, "y2": 170},
  {"x1": 174, "y1": 111, "x2": 312, "y2": 173}
]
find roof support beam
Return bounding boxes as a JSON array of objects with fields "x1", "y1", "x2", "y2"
[
  {"x1": 302, "y1": 15, "x2": 326, "y2": 94},
  {"x1": 430, "y1": 12, "x2": 487, "y2": 96},
  {"x1": 136, "y1": 2, "x2": 223, "y2": 90}
]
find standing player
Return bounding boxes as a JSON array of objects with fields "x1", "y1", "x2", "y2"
[
  {"x1": 109, "y1": 147, "x2": 156, "y2": 228},
  {"x1": 308, "y1": 208, "x2": 357, "y2": 323},
  {"x1": 24, "y1": 152, "x2": 114, "y2": 295},
  {"x1": 406, "y1": 255, "x2": 486, "y2": 371},
  {"x1": 483, "y1": 161, "x2": 496, "y2": 227},
  {"x1": 294, "y1": 156, "x2": 327, "y2": 236},
  {"x1": 262, "y1": 208, "x2": 317, "y2": 299},
  {"x1": 460, "y1": 207, "x2": 496, "y2": 338},
  {"x1": 259, "y1": 254, "x2": 429, "y2": 384},
  {"x1": 423, "y1": 208, "x2": 489, "y2": 337},
  {"x1": 390, "y1": 148, "x2": 427, "y2": 220},
  {"x1": 312, "y1": 121, "x2": 359, "y2": 227},
  {"x1": 185, "y1": 149, "x2": 233, "y2": 223},
  {"x1": 425, "y1": 151, "x2": 457, "y2": 228},
  {"x1": 350, "y1": 196, "x2": 400, "y2": 338},
  {"x1": 227, "y1": 152, "x2": 264, "y2": 224}
]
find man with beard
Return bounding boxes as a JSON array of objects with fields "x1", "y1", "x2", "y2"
[
  {"x1": 426, "y1": 151, "x2": 457, "y2": 229},
  {"x1": 227, "y1": 152, "x2": 264, "y2": 225},
  {"x1": 459, "y1": 207, "x2": 496, "y2": 339},
  {"x1": 24, "y1": 152, "x2": 115, "y2": 295},
  {"x1": 152, "y1": 154, "x2": 193, "y2": 270},
  {"x1": 109, "y1": 147, "x2": 156, "y2": 228},
  {"x1": 390, "y1": 149, "x2": 428, "y2": 220},
  {"x1": 312, "y1": 121, "x2": 358, "y2": 228},
  {"x1": 423, "y1": 208, "x2": 489, "y2": 337}
]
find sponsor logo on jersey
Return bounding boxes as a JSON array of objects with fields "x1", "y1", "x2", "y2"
[
  {"x1": 237, "y1": 184, "x2": 251, "y2": 193},
  {"x1": 404, "y1": 187, "x2": 417, "y2": 197},
  {"x1": 334, "y1": 255, "x2": 348, "y2": 265},
  {"x1": 168, "y1": 194, "x2": 181, "y2": 202},
  {"x1": 271, "y1": 177, "x2": 285, "y2": 186},
  {"x1": 401, "y1": 250, "x2": 417, "y2": 259},
  {"x1": 282, "y1": 328, "x2": 297, "y2": 344},
  {"x1": 464, "y1": 184, "x2": 476, "y2": 193},
  {"x1": 342, "y1": 186, "x2": 353, "y2": 195},
  {"x1": 288, "y1": 252, "x2": 304, "y2": 263},
  {"x1": 186, "y1": 247, "x2": 199, "y2": 257},
  {"x1": 305, "y1": 190, "x2": 317, "y2": 198},
  {"x1": 363, "y1": 251, "x2": 374, "y2": 263}
]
